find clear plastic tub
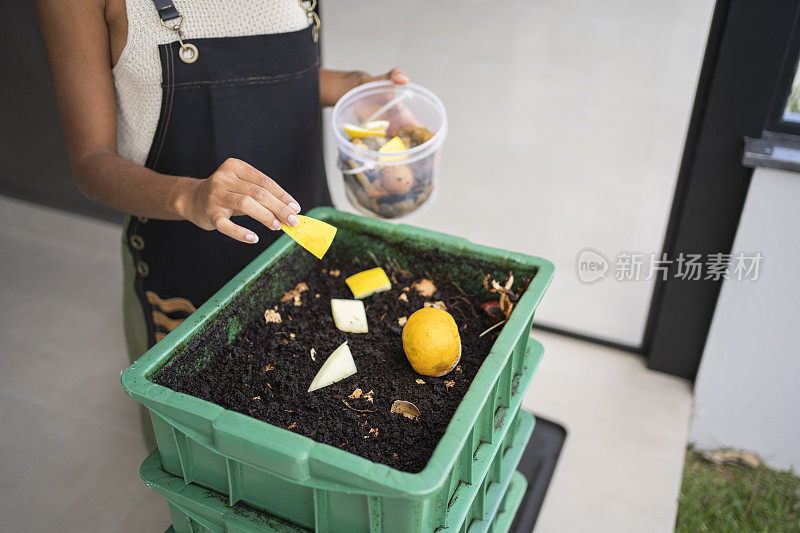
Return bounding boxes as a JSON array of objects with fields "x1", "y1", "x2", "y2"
[{"x1": 331, "y1": 81, "x2": 447, "y2": 219}]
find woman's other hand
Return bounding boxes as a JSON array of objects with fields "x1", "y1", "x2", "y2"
[
  {"x1": 320, "y1": 67, "x2": 409, "y2": 107},
  {"x1": 370, "y1": 67, "x2": 410, "y2": 86},
  {"x1": 172, "y1": 158, "x2": 301, "y2": 244}
]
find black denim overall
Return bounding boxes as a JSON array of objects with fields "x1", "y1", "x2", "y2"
[{"x1": 123, "y1": 23, "x2": 331, "y2": 365}]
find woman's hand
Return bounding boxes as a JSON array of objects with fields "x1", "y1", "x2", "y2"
[
  {"x1": 172, "y1": 158, "x2": 301, "y2": 244},
  {"x1": 320, "y1": 67, "x2": 409, "y2": 107}
]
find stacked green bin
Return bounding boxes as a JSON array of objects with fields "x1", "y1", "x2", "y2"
[
  {"x1": 123, "y1": 207, "x2": 554, "y2": 532},
  {"x1": 146, "y1": 410, "x2": 534, "y2": 533}
]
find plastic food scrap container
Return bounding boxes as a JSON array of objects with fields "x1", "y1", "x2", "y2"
[{"x1": 331, "y1": 81, "x2": 448, "y2": 219}]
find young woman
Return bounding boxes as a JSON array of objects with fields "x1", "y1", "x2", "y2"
[{"x1": 38, "y1": 0, "x2": 407, "y2": 448}]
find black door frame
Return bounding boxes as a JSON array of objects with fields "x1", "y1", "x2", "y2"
[{"x1": 643, "y1": 0, "x2": 800, "y2": 379}]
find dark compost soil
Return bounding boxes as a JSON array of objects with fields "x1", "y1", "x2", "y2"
[{"x1": 153, "y1": 250, "x2": 526, "y2": 473}]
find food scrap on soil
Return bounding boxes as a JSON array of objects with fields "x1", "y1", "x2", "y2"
[
  {"x1": 281, "y1": 282, "x2": 308, "y2": 306},
  {"x1": 346, "y1": 267, "x2": 392, "y2": 299},
  {"x1": 263, "y1": 309, "x2": 282, "y2": 324},
  {"x1": 308, "y1": 341, "x2": 357, "y2": 392},
  {"x1": 482, "y1": 271, "x2": 531, "y2": 321},
  {"x1": 391, "y1": 400, "x2": 421, "y2": 420},
  {"x1": 411, "y1": 278, "x2": 437, "y2": 297}
]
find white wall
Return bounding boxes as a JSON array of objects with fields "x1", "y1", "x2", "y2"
[{"x1": 690, "y1": 167, "x2": 800, "y2": 471}]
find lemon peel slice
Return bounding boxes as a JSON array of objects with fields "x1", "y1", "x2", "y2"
[
  {"x1": 344, "y1": 122, "x2": 388, "y2": 138},
  {"x1": 345, "y1": 267, "x2": 392, "y2": 299},
  {"x1": 281, "y1": 215, "x2": 337, "y2": 260}
]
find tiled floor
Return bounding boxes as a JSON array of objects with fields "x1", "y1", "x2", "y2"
[{"x1": 0, "y1": 196, "x2": 692, "y2": 532}]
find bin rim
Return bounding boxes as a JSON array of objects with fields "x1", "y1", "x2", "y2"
[{"x1": 121, "y1": 206, "x2": 554, "y2": 498}]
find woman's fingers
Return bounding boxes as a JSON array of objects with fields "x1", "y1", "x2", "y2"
[
  {"x1": 229, "y1": 180, "x2": 299, "y2": 227},
  {"x1": 206, "y1": 159, "x2": 300, "y2": 240},
  {"x1": 214, "y1": 216, "x2": 259, "y2": 244},
  {"x1": 227, "y1": 193, "x2": 286, "y2": 231},
  {"x1": 377, "y1": 67, "x2": 409, "y2": 85},
  {"x1": 224, "y1": 158, "x2": 301, "y2": 214}
]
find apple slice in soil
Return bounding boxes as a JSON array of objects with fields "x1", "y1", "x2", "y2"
[
  {"x1": 308, "y1": 341, "x2": 357, "y2": 392},
  {"x1": 331, "y1": 299, "x2": 368, "y2": 333}
]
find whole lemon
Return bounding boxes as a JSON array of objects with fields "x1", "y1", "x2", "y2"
[{"x1": 402, "y1": 308, "x2": 461, "y2": 377}]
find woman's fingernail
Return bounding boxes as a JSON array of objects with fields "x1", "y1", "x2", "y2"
[
  {"x1": 245, "y1": 233, "x2": 259, "y2": 243},
  {"x1": 288, "y1": 202, "x2": 301, "y2": 213},
  {"x1": 287, "y1": 214, "x2": 299, "y2": 227},
  {"x1": 271, "y1": 219, "x2": 283, "y2": 230},
  {"x1": 397, "y1": 74, "x2": 409, "y2": 84}
]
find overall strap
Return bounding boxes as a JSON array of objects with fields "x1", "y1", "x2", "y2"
[
  {"x1": 150, "y1": 0, "x2": 199, "y2": 64},
  {"x1": 151, "y1": 0, "x2": 180, "y2": 24}
]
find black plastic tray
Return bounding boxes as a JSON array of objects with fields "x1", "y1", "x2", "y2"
[{"x1": 509, "y1": 415, "x2": 567, "y2": 532}]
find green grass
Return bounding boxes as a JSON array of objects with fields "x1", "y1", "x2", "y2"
[
  {"x1": 676, "y1": 448, "x2": 800, "y2": 532},
  {"x1": 788, "y1": 84, "x2": 800, "y2": 115}
]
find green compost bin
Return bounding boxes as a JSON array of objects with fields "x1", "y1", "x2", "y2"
[
  {"x1": 146, "y1": 410, "x2": 535, "y2": 533},
  {"x1": 121, "y1": 207, "x2": 554, "y2": 532}
]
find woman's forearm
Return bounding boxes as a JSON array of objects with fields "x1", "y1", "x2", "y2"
[
  {"x1": 72, "y1": 151, "x2": 303, "y2": 244},
  {"x1": 319, "y1": 68, "x2": 367, "y2": 107},
  {"x1": 72, "y1": 149, "x2": 190, "y2": 220}
]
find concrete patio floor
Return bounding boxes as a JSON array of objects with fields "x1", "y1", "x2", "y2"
[{"x1": 0, "y1": 196, "x2": 692, "y2": 532}]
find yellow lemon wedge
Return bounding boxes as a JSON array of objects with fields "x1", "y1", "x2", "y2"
[
  {"x1": 378, "y1": 136, "x2": 408, "y2": 162},
  {"x1": 344, "y1": 122, "x2": 388, "y2": 138},
  {"x1": 345, "y1": 267, "x2": 392, "y2": 299},
  {"x1": 402, "y1": 308, "x2": 461, "y2": 377},
  {"x1": 281, "y1": 215, "x2": 337, "y2": 259}
]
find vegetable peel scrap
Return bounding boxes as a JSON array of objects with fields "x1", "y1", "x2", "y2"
[
  {"x1": 411, "y1": 279, "x2": 436, "y2": 297},
  {"x1": 391, "y1": 400, "x2": 420, "y2": 420},
  {"x1": 345, "y1": 267, "x2": 392, "y2": 299},
  {"x1": 281, "y1": 215, "x2": 337, "y2": 259},
  {"x1": 483, "y1": 272, "x2": 518, "y2": 320},
  {"x1": 282, "y1": 282, "x2": 309, "y2": 306},
  {"x1": 331, "y1": 299, "x2": 369, "y2": 333},
  {"x1": 308, "y1": 341, "x2": 357, "y2": 392},
  {"x1": 264, "y1": 309, "x2": 282, "y2": 324},
  {"x1": 377, "y1": 136, "x2": 408, "y2": 162},
  {"x1": 342, "y1": 399, "x2": 374, "y2": 413}
]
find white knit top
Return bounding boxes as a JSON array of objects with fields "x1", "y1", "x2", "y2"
[{"x1": 112, "y1": 0, "x2": 310, "y2": 166}]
